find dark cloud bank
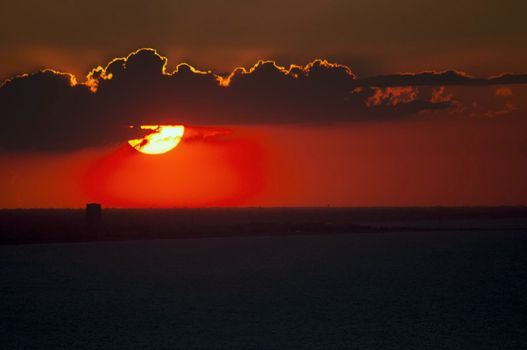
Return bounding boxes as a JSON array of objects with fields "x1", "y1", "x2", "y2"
[{"x1": 1, "y1": 49, "x2": 526, "y2": 151}]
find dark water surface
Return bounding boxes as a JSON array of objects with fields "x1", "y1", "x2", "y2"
[{"x1": 1, "y1": 230, "x2": 526, "y2": 349}]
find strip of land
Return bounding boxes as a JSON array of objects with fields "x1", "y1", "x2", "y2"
[{"x1": 1, "y1": 207, "x2": 526, "y2": 245}]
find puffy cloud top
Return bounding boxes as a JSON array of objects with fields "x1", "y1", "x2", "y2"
[{"x1": 1, "y1": 48, "x2": 524, "y2": 151}]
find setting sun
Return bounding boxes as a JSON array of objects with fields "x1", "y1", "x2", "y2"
[{"x1": 128, "y1": 125, "x2": 185, "y2": 155}]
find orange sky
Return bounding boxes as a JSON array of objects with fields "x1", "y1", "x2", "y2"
[
  {"x1": 2, "y1": 116, "x2": 526, "y2": 208},
  {"x1": 1, "y1": 0, "x2": 526, "y2": 208}
]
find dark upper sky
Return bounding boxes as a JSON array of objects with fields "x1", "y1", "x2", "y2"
[{"x1": 1, "y1": 0, "x2": 526, "y2": 79}]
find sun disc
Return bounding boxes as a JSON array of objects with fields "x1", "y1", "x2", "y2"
[{"x1": 128, "y1": 125, "x2": 185, "y2": 155}]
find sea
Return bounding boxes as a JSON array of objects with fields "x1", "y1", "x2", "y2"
[{"x1": 1, "y1": 210, "x2": 526, "y2": 349}]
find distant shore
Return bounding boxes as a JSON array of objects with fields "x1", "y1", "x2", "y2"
[{"x1": 1, "y1": 207, "x2": 526, "y2": 245}]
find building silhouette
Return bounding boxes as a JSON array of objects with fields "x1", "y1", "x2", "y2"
[{"x1": 86, "y1": 203, "x2": 102, "y2": 226}]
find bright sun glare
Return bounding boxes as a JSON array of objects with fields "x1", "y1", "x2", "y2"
[{"x1": 128, "y1": 125, "x2": 185, "y2": 155}]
